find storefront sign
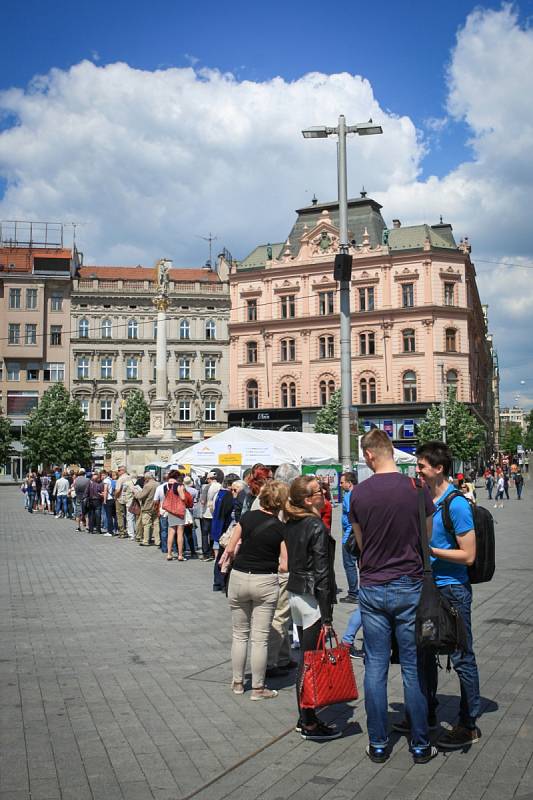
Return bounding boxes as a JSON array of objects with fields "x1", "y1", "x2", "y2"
[{"x1": 404, "y1": 419, "x2": 415, "y2": 439}]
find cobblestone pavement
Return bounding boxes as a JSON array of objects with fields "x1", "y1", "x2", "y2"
[{"x1": 1, "y1": 481, "x2": 532, "y2": 800}]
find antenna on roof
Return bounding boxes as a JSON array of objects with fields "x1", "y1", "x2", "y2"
[
  {"x1": 196, "y1": 232, "x2": 218, "y2": 268},
  {"x1": 360, "y1": 186, "x2": 367, "y2": 198},
  {"x1": 65, "y1": 221, "x2": 88, "y2": 248}
]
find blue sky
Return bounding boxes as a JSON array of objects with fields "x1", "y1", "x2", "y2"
[{"x1": 1, "y1": 0, "x2": 533, "y2": 411}]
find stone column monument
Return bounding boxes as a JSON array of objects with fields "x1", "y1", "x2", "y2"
[{"x1": 149, "y1": 258, "x2": 174, "y2": 442}]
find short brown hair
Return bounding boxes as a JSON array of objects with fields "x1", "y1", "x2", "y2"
[
  {"x1": 258, "y1": 480, "x2": 289, "y2": 513},
  {"x1": 360, "y1": 428, "x2": 394, "y2": 457}
]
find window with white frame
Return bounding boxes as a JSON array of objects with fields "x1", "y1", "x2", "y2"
[
  {"x1": 444, "y1": 282, "x2": 455, "y2": 306},
  {"x1": 101, "y1": 319, "x2": 112, "y2": 339},
  {"x1": 318, "y1": 291, "x2": 334, "y2": 315},
  {"x1": 152, "y1": 319, "x2": 158, "y2": 339},
  {"x1": 50, "y1": 325, "x2": 62, "y2": 346},
  {"x1": 403, "y1": 371, "x2": 417, "y2": 402},
  {"x1": 8, "y1": 323, "x2": 20, "y2": 345},
  {"x1": 179, "y1": 319, "x2": 190, "y2": 339},
  {"x1": 247, "y1": 299, "x2": 257, "y2": 321},
  {"x1": 359, "y1": 332, "x2": 376, "y2": 356},
  {"x1": 445, "y1": 328, "x2": 457, "y2": 352},
  {"x1": 246, "y1": 341, "x2": 258, "y2": 363},
  {"x1": 280, "y1": 338, "x2": 296, "y2": 361},
  {"x1": 401, "y1": 283, "x2": 414, "y2": 308},
  {"x1": 100, "y1": 399, "x2": 113, "y2": 421},
  {"x1": 27, "y1": 365, "x2": 39, "y2": 381},
  {"x1": 79, "y1": 398, "x2": 90, "y2": 419},
  {"x1": 205, "y1": 319, "x2": 216, "y2": 340},
  {"x1": 9, "y1": 288, "x2": 21, "y2": 309},
  {"x1": 77, "y1": 358, "x2": 90, "y2": 379},
  {"x1": 100, "y1": 358, "x2": 113, "y2": 379},
  {"x1": 402, "y1": 329, "x2": 416, "y2": 353},
  {"x1": 179, "y1": 358, "x2": 191, "y2": 380},
  {"x1": 26, "y1": 288, "x2": 37, "y2": 309},
  {"x1": 246, "y1": 380, "x2": 258, "y2": 409},
  {"x1": 359, "y1": 287, "x2": 375, "y2": 312},
  {"x1": 360, "y1": 377, "x2": 376, "y2": 404},
  {"x1": 446, "y1": 369, "x2": 458, "y2": 398},
  {"x1": 43, "y1": 362, "x2": 65, "y2": 382},
  {"x1": 204, "y1": 400, "x2": 216, "y2": 422},
  {"x1": 126, "y1": 357, "x2": 139, "y2": 380},
  {"x1": 127, "y1": 319, "x2": 139, "y2": 339},
  {"x1": 7, "y1": 362, "x2": 20, "y2": 381},
  {"x1": 204, "y1": 358, "x2": 216, "y2": 380},
  {"x1": 280, "y1": 294, "x2": 296, "y2": 319},
  {"x1": 179, "y1": 399, "x2": 191, "y2": 421},
  {"x1": 319, "y1": 335, "x2": 335, "y2": 359},
  {"x1": 79, "y1": 318, "x2": 89, "y2": 338},
  {"x1": 50, "y1": 293, "x2": 63, "y2": 311},
  {"x1": 25, "y1": 324, "x2": 37, "y2": 345}
]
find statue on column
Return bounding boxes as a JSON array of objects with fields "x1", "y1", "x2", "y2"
[{"x1": 156, "y1": 258, "x2": 171, "y2": 296}]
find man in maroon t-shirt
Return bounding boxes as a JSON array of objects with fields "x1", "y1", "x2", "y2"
[{"x1": 350, "y1": 429, "x2": 437, "y2": 765}]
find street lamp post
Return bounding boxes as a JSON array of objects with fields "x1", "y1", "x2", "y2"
[{"x1": 302, "y1": 116, "x2": 383, "y2": 470}]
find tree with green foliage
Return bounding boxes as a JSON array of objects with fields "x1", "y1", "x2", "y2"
[
  {"x1": 417, "y1": 396, "x2": 486, "y2": 462},
  {"x1": 314, "y1": 390, "x2": 342, "y2": 434},
  {"x1": 22, "y1": 384, "x2": 92, "y2": 468},
  {"x1": 499, "y1": 422, "x2": 524, "y2": 454},
  {"x1": 0, "y1": 411, "x2": 13, "y2": 467},
  {"x1": 125, "y1": 390, "x2": 150, "y2": 438},
  {"x1": 524, "y1": 410, "x2": 533, "y2": 451}
]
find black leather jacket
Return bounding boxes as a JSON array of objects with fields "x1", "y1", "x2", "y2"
[{"x1": 285, "y1": 514, "x2": 337, "y2": 624}]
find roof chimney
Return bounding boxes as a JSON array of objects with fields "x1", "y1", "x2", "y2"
[{"x1": 392, "y1": 219, "x2": 401, "y2": 228}]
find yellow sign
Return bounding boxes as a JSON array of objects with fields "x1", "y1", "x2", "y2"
[{"x1": 218, "y1": 453, "x2": 243, "y2": 466}]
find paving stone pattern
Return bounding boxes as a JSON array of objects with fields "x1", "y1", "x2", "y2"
[{"x1": 0, "y1": 481, "x2": 532, "y2": 800}]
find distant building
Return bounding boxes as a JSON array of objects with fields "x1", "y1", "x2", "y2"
[
  {"x1": 500, "y1": 406, "x2": 526, "y2": 432},
  {"x1": 0, "y1": 221, "x2": 78, "y2": 479},
  {"x1": 70, "y1": 262, "x2": 230, "y2": 444},
  {"x1": 226, "y1": 196, "x2": 494, "y2": 453}
]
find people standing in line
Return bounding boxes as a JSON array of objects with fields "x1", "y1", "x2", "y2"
[
  {"x1": 416, "y1": 441, "x2": 481, "y2": 750},
  {"x1": 514, "y1": 470, "x2": 524, "y2": 500},
  {"x1": 73, "y1": 469, "x2": 90, "y2": 532},
  {"x1": 200, "y1": 469, "x2": 224, "y2": 561},
  {"x1": 339, "y1": 471, "x2": 359, "y2": 605},
  {"x1": 240, "y1": 464, "x2": 273, "y2": 516},
  {"x1": 351, "y1": 429, "x2": 437, "y2": 764},
  {"x1": 153, "y1": 471, "x2": 171, "y2": 555},
  {"x1": 40, "y1": 472, "x2": 51, "y2": 514},
  {"x1": 86, "y1": 471, "x2": 104, "y2": 534},
  {"x1": 25, "y1": 472, "x2": 37, "y2": 513},
  {"x1": 102, "y1": 470, "x2": 117, "y2": 536},
  {"x1": 53, "y1": 471, "x2": 70, "y2": 518},
  {"x1": 211, "y1": 474, "x2": 238, "y2": 590},
  {"x1": 137, "y1": 471, "x2": 160, "y2": 548},
  {"x1": 114, "y1": 466, "x2": 130, "y2": 538},
  {"x1": 122, "y1": 471, "x2": 138, "y2": 540},
  {"x1": 494, "y1": 474, "x2": 505, "y2": 508},
  {"x1": 164, "y1": 470, "x2": 190, "y2": 561},
  {"x1": 284, "y1": 475, "x2": 341, "y2": 741},
  {"x1": 183, "y1": 475, "x2": 199, "y2": 557},
  {"x1": 319, "y1": 481, "x2": 333, "y2": 531},
  {"x1": 225, "y1": 480, "x2": 288, "y2": 700}
]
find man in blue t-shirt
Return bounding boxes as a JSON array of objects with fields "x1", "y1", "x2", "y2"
[
  {"x1": 339, "y1": 471, "x2": 358, "y2": 603},
  {"x1": 416, "y1": 441, "x2": 481, "y2": 751}
]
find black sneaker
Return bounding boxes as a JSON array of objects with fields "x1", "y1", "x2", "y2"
[
  {"x1": 301, "y1": 722, "x2": 342, "y2": 741},
  {"x1": 339, "y1": 595, "x2": 358, "y2": 604},
  {"x1": 393, "y1": 716, "x2": 439, "y2": 734},
  {"x1": 366, "y1": 744, "x2": 389, "y2": 763},
  {"x1": 412, "y1": 745, "x2": 438, "y2": 764},
  {"x1": 437, "y1": 725, "x2": 480, "y2": 750},
  {"x1": 349, "y1": 645, "x2": 365, "y2": 660}
]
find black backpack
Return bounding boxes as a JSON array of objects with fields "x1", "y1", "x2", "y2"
[
  {"x1": 441, "y1": 491, "x2": 495, "y2": 584},
  {"x1": 413, "y1": 480, "x2": 468, "y2": 656}
]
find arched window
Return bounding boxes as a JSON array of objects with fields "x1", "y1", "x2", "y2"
[
  {"x1": 360, "y1": 378, "x2": 368, "y2": 405},
  {"x1": 179, "y1": 319, "x2": 190, "y2": 340},
  {"x1": 281, "y1": 382, "x2": 288, "y2": 408},
  {"x1": 127, "y1": 319, "x2": 138, "y2": 340},
  {"x1": 319, "y1": 335, "x2": 334, "y2": 359},
  {"x1": 205, "y1": 319, "x2": 216, "y2": 340},
  {"x1": 79, "y1": 318, "x2": 89, "y2": 339},
  {"x1": 403, "y1": 370, "x2": 417, "y2": 402},
  {"x1": 446, "y1": 369, "x2": 458, "y2": 398},
  {"x1": 369, "y1": 377, "x2": 376, "y2": 403},
  {"x1": 101, "y1": 319, "x2": 112, "y2": 339},
  {"x1": 319, "y1": 380, "x2": 327, "y2": 405},
  {"x1": 246, "y1": 380, "x2": 258, "y2": 409},
  {"x1": 445, "y1": 328, "x2": 457, "y2": 352},
  {"x1": 246, "y1": 341, "x2": 258, "y2": 363},
  {"x1": 281, "y1": 338, "x2": 296, "y2": 361},
  {"x1": 402, "y1": 329, "x2": 415, "y2": 353},
  {"x1": 328, "y1": 379, "x2": 335, "y2": 399}
]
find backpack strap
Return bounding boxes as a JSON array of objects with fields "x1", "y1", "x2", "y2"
[
  {"x1": 441, "y1": 490, "x2": 468, "y2": 535},
  {"x1": 411, "y1": 477, "x2": 431, "y2": 573}
]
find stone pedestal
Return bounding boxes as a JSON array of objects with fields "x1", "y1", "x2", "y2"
[{"x1": 149, "y1": 398, "x2": 175, "y2": 442}]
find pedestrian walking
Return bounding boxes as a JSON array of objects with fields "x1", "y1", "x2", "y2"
[
  {"x1": 514, "y1": 471, "x2": 524, "y2": 500},
  {"x1": 494, "y1": 475, "x2": 505, "y2": 508},
  {"x1": 339, "y1": 471, "x2": 359, "y2": 604},
  {"x1": 73, "y1": 469, "x2": 90, "y2": 531}
]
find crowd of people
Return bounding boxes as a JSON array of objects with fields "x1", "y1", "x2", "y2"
[
  {"x1": 483, "y1": 463, "x2": 524, "y2": 507},
  {"x1": 19, "y1": 431, "x2": 500, "y2": 764}
]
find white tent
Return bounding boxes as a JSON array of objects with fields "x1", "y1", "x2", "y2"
[{"x1": 169, "y1": 426, "x2": 416, "y2": 473}]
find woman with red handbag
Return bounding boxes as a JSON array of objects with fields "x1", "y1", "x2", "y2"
[
  {"x1": 284, "y1": 476, "x2": 342, "y2": 741},
  {"x1": 162, "y1": 470, "x2": 192, "y2": 562}
]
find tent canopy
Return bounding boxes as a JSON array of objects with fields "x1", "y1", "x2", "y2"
[{"x1": 169, "y1": 426, "x2": 416, "y2": 471}]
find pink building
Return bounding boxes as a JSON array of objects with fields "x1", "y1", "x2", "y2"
[{"x1": 227, "y1": 196, "x2": 494, "y2": 452}]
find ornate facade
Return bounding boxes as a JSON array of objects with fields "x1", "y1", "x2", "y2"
[
  {"x1": 227, "y1": 196, "x2": 494, "y2": 452},
  {"x1": 70, "y1": 263, "x2": 230, "y2": 441}
]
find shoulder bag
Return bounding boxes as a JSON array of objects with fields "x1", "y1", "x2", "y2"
[{"x1": 300, "y1": 627, "x2": 358, "y2": 708}]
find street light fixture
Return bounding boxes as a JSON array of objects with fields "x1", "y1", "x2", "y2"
[{"x1": 302, "y1": 115, "x2": 383, "y2": 470}]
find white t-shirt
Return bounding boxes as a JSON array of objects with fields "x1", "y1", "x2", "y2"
[
  {"x1": 154, "y1": 482, "x2": 168, "y2": 517},
  {"x1": 204, "y1": 481, "x2": 221, "y2": 519},
  {"x1": 103, "y1": 476, "x2": 114, "y2": 500}
]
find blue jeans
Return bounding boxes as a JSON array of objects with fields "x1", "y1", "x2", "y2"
[
  {"x1": 342, "y1": 543, "x2": 359, "y2": 598},
  {"x1": 26, "y1": 491, "x2": 35, "y2": 512},
  {"x1": 342, "y1": 606, "x2": 362, "y2": 645},
  {"x1": 420, "y1": 582, "x2": 480, "y2": 729},
  {"x1": 360, "y1": 576, "x2": 429, "y2": 748},
  {"x1": 55, "y1": 495, "x2": 68, "y2": 516}
]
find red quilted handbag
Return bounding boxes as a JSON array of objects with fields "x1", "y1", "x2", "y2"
[{"x1": 299, "y1": 627, "x2": 359, "y2": 708}]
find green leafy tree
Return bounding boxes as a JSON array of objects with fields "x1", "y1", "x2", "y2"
[
  {"x1": 524, "y1": 410, "x2": 533, "y2": 451},
  {"x1": 0, "y1": 411, "x2": 13, "y2": 467},
  {"x1": 417, "y1": 396, "x2": 486, "y2": 462},
  {"x1": 499, "y1": 422, "x2": 523, "y2": 454},
  {"x1": 314, "y1": 390, "x2": 342, "y2": 434},
  {"x1": 125, "y1": 390, "x2": 150, "y2": 438},
  {"x1": 22, "y1": 384, "x2": 92, "y2": 467}
]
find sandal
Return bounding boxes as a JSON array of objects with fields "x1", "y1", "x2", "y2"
[
  {"x1": 231, "y1": 681, "x2": 244, "y2": 695},
  {"x1": 250, "y1": 687, "x2": 278, "y2": 701},
  {"x1": 177, "y1": 556, "x2": 185, "y2": 561},
  {"x1": 166, "y1": 555, "x2": 173, "y2": 561}
]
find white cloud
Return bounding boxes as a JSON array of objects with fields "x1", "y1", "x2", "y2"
[{"x1": 0, "y1": 5, "x2": 532, "y2": 408}]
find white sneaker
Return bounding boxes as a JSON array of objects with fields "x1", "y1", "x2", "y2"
[{"x1": 103, "y1": 532, "x2": 112, "y2": 537}]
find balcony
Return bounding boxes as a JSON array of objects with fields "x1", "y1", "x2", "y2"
[{"x1": 74, "y1": 279, "x2": 229, "y2": 295}]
